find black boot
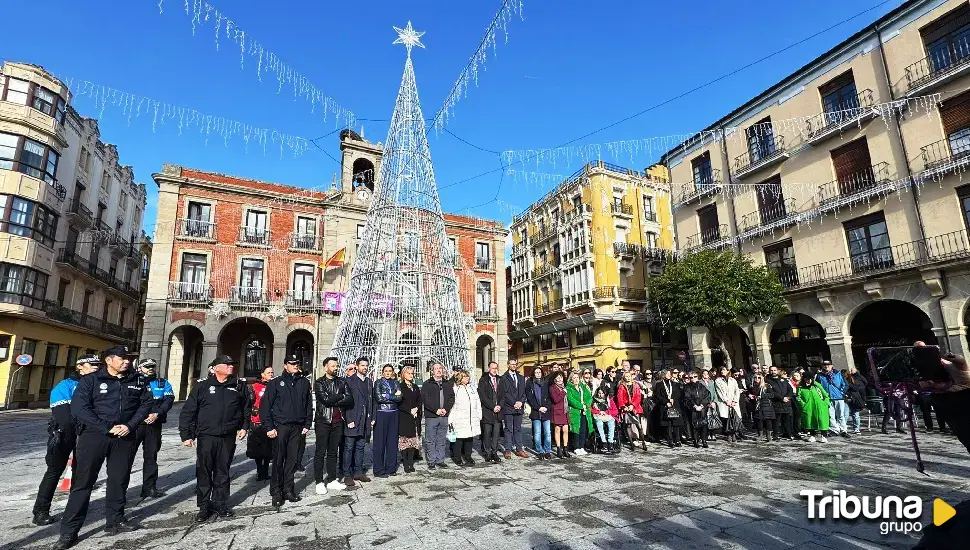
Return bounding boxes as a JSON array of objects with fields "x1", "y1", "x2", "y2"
[{"x1": 32, "y1": 511, "x2": 56, "y2": 526}]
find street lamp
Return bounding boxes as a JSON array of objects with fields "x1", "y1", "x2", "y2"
[{"x1": 655, "y1": 303, "x2": 671, "y2": 370}]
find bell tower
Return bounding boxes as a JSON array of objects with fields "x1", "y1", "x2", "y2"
[{"x1": 339, "y1": 128, "x2": 383, "y2": 194}]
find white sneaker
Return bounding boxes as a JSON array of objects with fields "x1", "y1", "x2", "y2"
[
  {"x1": 818, "y1": 435, "x2": 828, "y2": 443},
  {"x1": 326, "y1": 479, "x2": 345, "y2": 491},
  {"x1": 574, "y1": 449, "x2": 587, "y2": 456},
  {"x1": 315, "y1": 483, "x2": 328, "y2": 496},
  {"x1": 807, "y1": 436, "x2": 817, "y2": 443}
]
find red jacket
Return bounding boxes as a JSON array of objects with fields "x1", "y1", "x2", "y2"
[
  {"x1": 251, "y1": 381, "x2": 267, "y2": 425},
  {"x1": 616, "y1": 383, "x2": 643, "y2": 415},
  {"x1": 592, "y1": 396, "x2": 619, "y2": 419}
]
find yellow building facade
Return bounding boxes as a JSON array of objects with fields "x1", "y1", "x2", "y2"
[{"x1": 508, "y1": 161, "x2": 680, "y2": 373}]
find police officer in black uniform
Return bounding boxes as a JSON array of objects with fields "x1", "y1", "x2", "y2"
[
  {"x1": 53, "y1": 345, "x2": 151, "y2": 550},
  {"x1": 132, "y1": 358, "x2": 174, "y2": 498},
  {"x1": 178, "y1": 355, "x2": 249, "y2": 522},
  {"x1": 261, "y1": 355, "x2": 313, "y2": 508}
]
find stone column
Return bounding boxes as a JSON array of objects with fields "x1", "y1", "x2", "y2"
[
  {"x1": 749, "y1": 321, "x2": 773, "y2": 366},
  {"x1": 946, "y1": 326, "x2": 970, "y2": 358},
  {"x1": 167, "y1": 330, "x2": 186, "y2": 399},
  {"x1": 190, "y1": 342, "x2": 219, "y2": 397},
  {"x1": 826, "y1": 335, "x2": 853, "y2": 371},
  {"x1": 140, "y1": 172, "x2": 181, "y2": 364},
  {"x1": 272, "y1": 343, "x2": 288, "y2": 370},
  {"x1": 688, "y1": 327, "x2": 712, "y2": 371}
]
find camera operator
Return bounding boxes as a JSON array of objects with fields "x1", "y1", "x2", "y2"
[{"x1": 915, "y1": 341, "x2": 970, "y2": 455}]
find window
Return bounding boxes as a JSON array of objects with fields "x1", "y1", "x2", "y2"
[
  {"x1": 108, "y1": 258, "x2": 118, "y2": 281},
  {"x1": 646, "y1": 232, "x2": 659, "y2": 248},
  {"x1": 40, "y1": 367, "x2": 56, "y2": 397},
  {"x1": 78, "y1": 148, "x2": 91, "y2": 176},
  {"x1": 922, "y1": 4, "x2": 970, "y2": 74},
  {"x1": 244, "y1": 339, "x2": 268, "y2": 378},
  {"x1": 185, "y1": 201, "x2": 212, "y2": 238},
  {"x1": 57, "y1": 279, "x2": 69, "y2": 306},
  {"x1": 178, "y1": 253, "x2": 208, "y2": 299},
  {"x1": 691, "y1": 152, "x2": 714, "y2": 187},
  {"x1": 831, "y1": 138, "x2": 875, "y2": 196},
  {"x1": 0, "y1": 335, "x2": 9, "y2": 361},
  {"x1": 819, "y1": 72, "x2": 859, "y2": 118},
  {"x1": 522, "y1": 337, "x2": 535, "y2": 353},
  {"x1": 119, "y1": 306, "x2": 128, "y2": 327},
  {"x1": 0, "y1": 262, "x2": 48, "y2": 308},
  {"x1": 0, "y1": 132, "x2": 59, "y2": 185},
  {"x1": 476, "y1": 281, "x2": 492, "y2": 314},
  {"x1": 845, "y1": 212, "x2": 893, "y2": 273},
  {"x1": 0, "y1": 77, "x2": 65, "y2": 121},
  {"x1": 959, "y1": 186, "x2": 970, "y2": 230},
  {"x1": 540, "y1": 334, "x2": 553, "y2": 351},
  {"x1": 765, "y1": 240, "x2": 797, "y2": 288},
  {"x1": 242, "y1": 210, "x2": 269, "y2": 245},
  {"x1": 65, "y1": 347, "x2": 79, "y2": 368},
  {"x1": 755, "y1": 175, "x2": 786, "y2": 223},
  {"x1": 292, "y1": 263, "x2": 315, "y2": 302},
  {"x1": 239, "y1": 258, "x2": 265, "y2": 295},
  {"x1": 102, "y1": 298, "x2": 112, "y2": 323},
  {"x1": 100, "y1": 171, "x2": 110, "y2": 194},
  {"x1": 746, "y1": 117, "x2": 776, "y2": 163},
  {"x1": 940, "y1": 92, "x2": 970, "y2": 160},
  {"x1": 20, "y1": 338, "x2": 37, "y2": 357},
  {"x1": 554, "y1": 331, "x2": 568, "y2": 349},
  {"x1": 82, "y1": 290, "x2": 92, "y2": 316},
  {"x1": 575, "y1": 326, "x2": 594, "y2": 346},
  {"x1": 697, "y1": 204, "x2": 720, "y2": 244},
  {"x1": 572, "y1": 195, "x2": 581, "y2": 209},
  {"x1": 295, "y1": 217, "x2": 317, "y2": 249},
  {"x1": 2, "y1": 77, "x2": 29, "y2": 104},
  {"x1": 43, "y1": 343, "x2": 60, "y2": 366},
  {"x1": 613, "y1": 196, "x2": 624, "y2": 208},
  {"x1": 356, "y1": 223, "x2": 366, "y2": 253},
  {"x1": 448, "y1": 237, "x2": 458, "y2": 267},
  {"x1": 619, "y1": 322, "x2": 640, "y2": 343},
  {"x1": 643, "y1": 195, "x2": 655, "y2": 219},
  {"x1": 475, "y1": 242, "x2": 491, "y2": 269}
]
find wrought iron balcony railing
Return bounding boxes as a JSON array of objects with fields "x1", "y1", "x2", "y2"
[
  {"x1": 593, "y1": 286, "x2": 616, "y2": 300},
  {"x1": 230, "y1": 286, "x2": 267, "y2": 306},
  {"x1": 905, "y1": 36, "x2": 970, "y2": 94},
  {"x1": 734, "y1": 134, "x2": 787, "y2": 177},
  {"x1": 474, "y1": 257, "x2": 496, "y2": 271},
  {"x1": 239, "y1": 226, "x2": 271, "y2": 246},
  {"x1": 285, "y1": 289, "x2": 323, "y2": 309},
  {"x1": 921, "y1": 138, "x2": 970, "y2": 173},
  {"x1": 684, "y1": 224, "x2": 730, "y2": 249},
  {"x1": 65, "y1": 200, "x2": 93, "y2": 227},
  {"x1": 676, "y1": 169, "x2": 722, "y2": 205},
  {"x1": 168, "y1": 281, "x2": 213, "y2": 304},
  {"x1": 532, "y1": 263, "x2": 558, "y2": 279},
  {"x1": 817, "y1": 162, "x2": 891, "y2": 205},
  {"x1": 613, "y1": 241, "x2": 638, "y2": 257},
  {"x1": 290, "y1": 233, "x2": 319, "y2": 251},
  {"x1": 739, "y1": 197, "x2": 796, "y2": 232},
  {"x1": 178, "y1": 218, "x2": 216, "y2": 240},
  {"x1": 617, "y1": 287, "x2": 647, "y2": 301},
  {"x1": 610, "y1": 203, "x2": 634, "y2": 216},
  {"x1": 474, "y1": 304, "x2": 500, "y2": 321},
  {"x1": 644, "y1": 210, "x2": 658, "y2": 222},
  {"x1": 805, "y1": 89, "x2": 875, "y2": 139}
]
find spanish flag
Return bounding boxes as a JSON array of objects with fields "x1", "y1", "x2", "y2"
[{"x1": 323, "y1": 248, "x2": 346, "y2": 269}]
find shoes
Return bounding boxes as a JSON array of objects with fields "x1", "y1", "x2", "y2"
[
  {"x1": 51, "y1": 536, "x2": 77, "y2": 550},
  {"x1": 545, "y1": 452, "x2": 553, "y2": 459},
  {"x1": 284, "y1": 492, "x2": 302, "y2": 503},
  {"x1": 763, "y1": 437, "x2": 770, "y2": 443},
  {"x1": 515, "y1": 450, "x2": 529, "y2": 459},
  {"x1": 32, "y1": 511, "x2": 56, "y2": 526},
  {"x1": 504, "y1": 451, "x2": 512, "y2": 459},
  {"x1": 641, "y1": 441, "x2": 649, "y2": 451},
  {"x1": 315, "y1": 483, "x2": 328, "y2": 495},
  {"x1": 807, "y1": 435, "x2": 817, "y2": 443},
  {"x1": 354, "y1": 475, "x2": 372, "y2": 482},
  {"x1": 195, "y1": 507, "x2": 214, "y2": 523},
  {"x1": 574, "y1": 449, "x2": 587, "y2": 456},
  {"x1": 464, "y1": 457, "x2": 476, "y2": 465},
  {"x1": 214, "y1": 506, "x2": 234, "y2": 518},
  {"x1": 437, "y1": 462, "x2": 449, "y2": 469},
  {"x1": 452, "y1": 456, "x2": 463, "y2": 466},
  {"x1": 818, "y1": 435, "x2": 828, "y2": 443},
  {"x1": 404, "y1": 465, "x2": 415, "y2": 473},
  {"x1": 556, "y1": 446, "x2": 565, "y2": 459},
  {"x1": 271, "y1": 495, "x2": 284, "y2": 508},
  {"x1": 343, "y1": 476, "x2": 355, "y2": 489},
  {"x1": 853, "y1": 430, "x2": 861, "y2": 435},
  {"x1": 428, "y1": 463, "x2": 436, "y2": 471},
  {"x1": 105, "y1": 522, "x2": 140, "y2": 535},
  {"x1": 140, "y1": 487, "x2": 165, "y2": 498},
  {"x1": 702, "y1": 441, "x2": 709, "y2": 449},
  {"x1": 840, "y1": 432, "x2": 851, "y2": 439},
  {"x1": 327, "y1": 479, "x2": 345, "y2": 491}
]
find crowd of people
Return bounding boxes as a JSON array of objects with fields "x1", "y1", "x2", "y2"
[{"x1": 28, "y1": 343, "x2": 970, "y2": 550}]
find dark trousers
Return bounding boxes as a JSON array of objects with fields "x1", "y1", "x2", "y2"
[
  {"x1": 451, "y1": 438, "x2": 473, "y2": 461},
  {"x1": 372, "y1": 411, "x2": 399, "y2": 476},
  {"x1": 313, "y1": 422, "x2": 343, "y2": 484},
  {"x1": 882, "y1": 398, "x2": 902, "y2": 430},
  {"x1": 134, "y1": 422, "x2": 163, "y2": 490},
  {"x1": 196, "y1": 433, "x2": 236, "y2": 509},
  {"x1": 572, "y1": 416, "x2": 589, "y2": 450},
  {"x1": 271, "y1": 424, "x2": 302, "y2": 497},
  {"x1": 932, "y1": 390, "x2": 970, "y2": 454},
  {"x1": 297, "y1": 433, "x2": 307, "y2": 466},
  {"x1": 482, "y1": 422, "x2": 500, "y2": 456},
  {"x1": 792, "y1": 403, "x2": 802, "y2": 434},
  {"x1": 402, "y1": 448, "x2": 417, "y2": 470},
  {"x1": 503, "y1": 414, "x2": 523, "y2": 452},
  {"x1": 254, "y1": 458, "x2": 270, "y2": 479},
  {"x1": 34, "y1": 432, "x2": 76, "y2": 515},
  {"x1": 692, "y1": 424, "x2": 709, "y2": 444},
  {"x1": 343, "y1": 435, "x2": 366, "y2": 477},
  {"x1": 775, "y1": 412, "x2": 793, "y2": 438},
  {"x1": 60, "y1": 432, "x2": 136, "y2": 537},
  {"x1": 757, "y1": 418, "x2": 776, "y2": 437}
]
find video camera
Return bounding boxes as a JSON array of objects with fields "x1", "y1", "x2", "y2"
[{"x1": 866, "y1": 345, "x2": 952, "y2": 385}]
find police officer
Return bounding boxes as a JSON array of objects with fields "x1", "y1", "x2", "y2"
[
  {"x1": 54, "y1": 346, "x2": 151, "y2": 550},
  {"x1": 132, "y1": 358, "x2": 174, "y2": 498},
  {"x1": 32, "y1": 354, "x2": 101, "y2": 526},
  {"x1": 178, "y1": 355, "x2": 249, "y2": 522},
  {"x1": 261, "y1": 355, "x2": 312, "y2": 508}
]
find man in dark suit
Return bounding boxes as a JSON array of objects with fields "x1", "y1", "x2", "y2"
[
  {"x1": 477, "y1": 361, "x2": 503, "y2": 462},
  {"x1": 499, "y1": 359, "x2": 528, "y2": 459},
  {"x1": 342, "y1": 357, "x2": 373, "y2": 488}
]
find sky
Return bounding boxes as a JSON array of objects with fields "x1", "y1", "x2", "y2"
[{"x1": 1, "y1": 0, "x2": 906, "y2": 242}]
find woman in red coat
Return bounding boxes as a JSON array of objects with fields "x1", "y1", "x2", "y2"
[
  {"x1": 247, "y1": 366, "x2": 275, "y2": 481},
  {"x1": 616, "y1": 370, "x2": 650, "y2": 451},
  {"x1": 548, "y1": 371, "x2": 571, "y2": 458}
]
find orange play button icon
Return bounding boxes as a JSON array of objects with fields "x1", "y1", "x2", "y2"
[{"x1": 934, "y1": 498, "x2": 956, "y2": 526}]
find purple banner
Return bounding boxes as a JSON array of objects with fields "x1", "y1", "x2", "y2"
[{"x1": 323, "y1": 292, "x2": 345, "y2": 312}]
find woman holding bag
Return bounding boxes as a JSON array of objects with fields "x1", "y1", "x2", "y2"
[
  {"x1": 654, "y1": 370, "x2": 684, "y2": 448},
  {"x1": 247, "y1": 366, "x2": 275, "y2": 481},
  {"x1": 548, "y1": 372, "x2": 571, "y2": 458},
  {"x1": 448, "y1": 371, "x2": 482, "y2": 465},
  {"x1": 566, "y1": 372, "x2": 593, "y2": 456},
  {"x1": 397, "y1": 366, "x2": 422, "y2": 473},
  {"x1": 617, "y1": 370, "x2": 649, "y2": 451}
]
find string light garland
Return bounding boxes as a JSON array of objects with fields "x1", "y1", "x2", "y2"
[
  {"x1": 430, "y1": 0, "x2": 525, "y2": 132},
  {"x1": 153, "y1": 0, "x2": 356, "y2": 129},
  {"x1": 66, "y1": 77, "x2": 312, "y2": 157}
]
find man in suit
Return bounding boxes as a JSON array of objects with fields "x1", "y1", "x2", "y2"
[
  {"x1": 420, "y1": 362, "x2": 455, "y2": 470},
  {"x1": 342, "y1": 357, "x2": 373, "y2": 488},
  {"x1": 477, "y1": 361, "x2": 502, "y2": 462},
  {"x1": 499, "y1": 359, "x2": 528, "y2": 459}
]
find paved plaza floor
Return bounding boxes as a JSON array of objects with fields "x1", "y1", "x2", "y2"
[{"x1": 0, "y1": 406, "x2": 967, "y2": 550}]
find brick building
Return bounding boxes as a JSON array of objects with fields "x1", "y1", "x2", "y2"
[{"x1": 140, "y1": 131, "x2": 507, "y2": 398}]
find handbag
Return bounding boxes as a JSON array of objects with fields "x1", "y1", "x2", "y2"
[
  {"x1": 706, "y1": 409, "x2": 723, "y2": 430},
  {"x1": 446, "y1": 423, "x2": 457, "y2": 443},
  {"x1": 663, "y1": 406, "x2": 681, "y2": 420}
]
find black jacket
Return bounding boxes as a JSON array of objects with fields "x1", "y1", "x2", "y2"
[
  {"x1": 260, "y1": 371, "x2": 313, "y2": 431},
  {"x1": 178, "y1": 375, "x2": 250, "y2": 440},
  {"x1": 421, "y1": 377, "x2": 455, "y2": 417},
  {"x1": 767, "y1": 375, "x2": 794, "y2": 414},
  {"x1": 373, "y1": 377, "x2": 403, "y2": 412},
  {"x1": 477, "y1": 373, "x2": 502, "y2": 424},
  {"x1": 72, "y1": 369, "x2": 153, "y2": 436},
  {"x1": 525, "y1": 378, "x2": 552, "y2": 421},
  {"x1": 498, "y1": 371, "x2": 527, "y2": 416},
  {"x1": 313, "y1": 375, "x2": 353, "y2": 425},
  {"x1": 748, "y1": 384, "x2": 776, "y2": 420},
  {"x1": 344, "y1": 375, "x2": 374, "y2": 438}
]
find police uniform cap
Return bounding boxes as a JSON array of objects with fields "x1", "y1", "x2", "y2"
[
  {"x1": 103, "y1": 345, "x2": 138, "y2": 359},
  {"x1": 284, "y1": 355, "x2": 302, "y2": 365},
  {"x1": 76, "y1": 354, "x2": 102, "y2": 366},
  {"x1": 209, "y1": 355, "x2": 236, "y2": 367},
  {"x1": 137, "y1": 358, "x2": 158, "y2": 370}
]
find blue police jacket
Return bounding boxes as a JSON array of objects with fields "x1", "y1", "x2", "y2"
[{"x1": 147, "y1": 378, "x2": 176, "y2": 423}]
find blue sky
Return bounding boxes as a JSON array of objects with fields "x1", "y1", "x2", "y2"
[{"x1": 1, "y1": 0, "x2": 904, "y2": 237}]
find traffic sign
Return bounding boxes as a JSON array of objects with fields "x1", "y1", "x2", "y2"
[{"x1": 15, "y1": 354, "x2": 32, "y2": 366}]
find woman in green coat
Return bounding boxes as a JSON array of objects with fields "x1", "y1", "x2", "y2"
[
  {"x1": 566, "y1": 372, "x2": 594, "y2": 456},
  {"x1": 796, "y1": 373, "x2": 831, "y2": 443}
]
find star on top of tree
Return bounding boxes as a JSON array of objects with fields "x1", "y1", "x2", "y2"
[{"x1": 393, "y1": 21, "x2": 425, "y2": 55}]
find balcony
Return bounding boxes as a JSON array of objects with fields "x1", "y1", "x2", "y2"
[
  {"x1": 44, "y1": 301, "x2": 134, "y2": 342},
  {"x1": 474, "y1": 304, "x2": 500, "y2": 322},
  {"x1": 238, "y1": 226, "x2": 271, "y2": 247},
  {"x1": 108, "y1": 234, "x2": 130, "y2": 256},
  {"x1": 562, "y1": 203, "x2": 592, "y2": 224},
  {"x1": 739, "y1": 197, "x2": 796, "y2": 232},
  {"x1": 474, "y1": 257, "x2": 496, "y2": 271},
  {"x1": 56, "y1": 249, "x2": 112, "y2": 287},
  {"x1": 771, "y1": 266, "x2": 801, "y2": 290},
  {"x1": 684, "y1": 224, "x2": 731, "y2": 250},
  {"x1": 177, "y1": 218, "x2": 216, "y2": 241},
  {"x1": 617, "y1": 287, "x2": 647, "y2": 301},
  {"x1": 786, "y1": 230, "x2": 970, "y2": 291},
  {"x1": 817, "y1": 162, "x2": 892, "y2": 206},
  {"x1": 532, "y1": 263, "x2": 559, "y2": 280},
  {"x1": 285, "y1": 289, "x2": 323, "y2": 310},
  {"x1": 805, "y1": 89, "x2": 876, "y2": 144},
  {"x1": 643, "y1": 247, "x2": 672, "y2": 262},
  {"x1": 532, "y1": 223, "x2": 559, "y2": 243},
  {"x1": 905, "y1": 36, "x2": 970, "y2": 97},
  {"x1": 511, "y1": 241, "x2": 528, "y2": 256},
  {"x1": 644, "y1": 210, "x2": 658, "y2": 223},
  {"x1": 675, "y1": 169, "x2": 722, "y2": 206},
  {"x1": 613, "y1": 242, "x2": 638, "y2": 258},
  {"x1": 734, "y1": 135, "x2": 789, "y2": 179},
  {"x1": 610, "y1": 203, "x2": 634, "y2": 217},
  {"x1": 125, "y1": 246, "x2": 142, "y2": 268},
  {"x1": 168, "y1": 281, "x2": 213, "y2": 305},
  {"x1": 65, "y1": 200, "x2": 93, "y2": 229},
  {"x1": 290, "y1": 233, "x2": 320, "y2": 251},
  {"x1": 593, "y1": 286, "x2": 616, "y2": 300},
  {"x1": 921, "y1": 138, "x2": 970, "y2": 178},
  {"x1": 230, "y1": 286, "x2": 267, "y2": 306}
]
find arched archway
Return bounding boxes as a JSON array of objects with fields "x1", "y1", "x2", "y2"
[
  {"x1": 352, "y1": 158, "x2": 375, "y2": 192},
  {"x1": 850, "y1": 300, "x2": 937, "y2": 371},
  {"x1": 709, "y1": 325, "x2": 752, "y2": 369},
  {"x1": 770, "y1": 313, "x2": 830, "y2": 370},
  {"x1": 218, "y1": 317, "x2": 274, "y2": 379},
  {"x1": 168, "y1": 324, "x2": 205, "y2": 398},
  {"x1": 475, "y1": 334, "x2": 495, "y2": 375},
  {"x1": 287, "y1": 329, "x2": 314, "y2": 373}
]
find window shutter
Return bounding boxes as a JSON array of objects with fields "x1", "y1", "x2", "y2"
[
  {"x1": 921, "y1": 4, "x2": 970, "y2": 45},
  {"x1": 819, "y1": 71, "x2": 854, "y2": 97},
  {"x1": 831, "y1": 138, "x2": 872, "y2": 181},
  {"x1": 941, "y1": 92, "x2": 970, "y2": 136}
]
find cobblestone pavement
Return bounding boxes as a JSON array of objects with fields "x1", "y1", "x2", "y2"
[{"x1": 0, "y1": 406, "x2": 967, "y2": 550}]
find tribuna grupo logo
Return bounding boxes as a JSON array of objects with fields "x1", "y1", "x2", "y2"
[{"x1": 800, "y1": 490, "x2": 923, "y2": 535}]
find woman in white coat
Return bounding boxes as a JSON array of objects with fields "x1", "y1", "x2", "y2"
[
  {"x1": 714, "y1": 366, "x2": 742, "y2": 442},
  {"x1": 449, "y1": 370, "x2": 483, "y2": 466}
]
